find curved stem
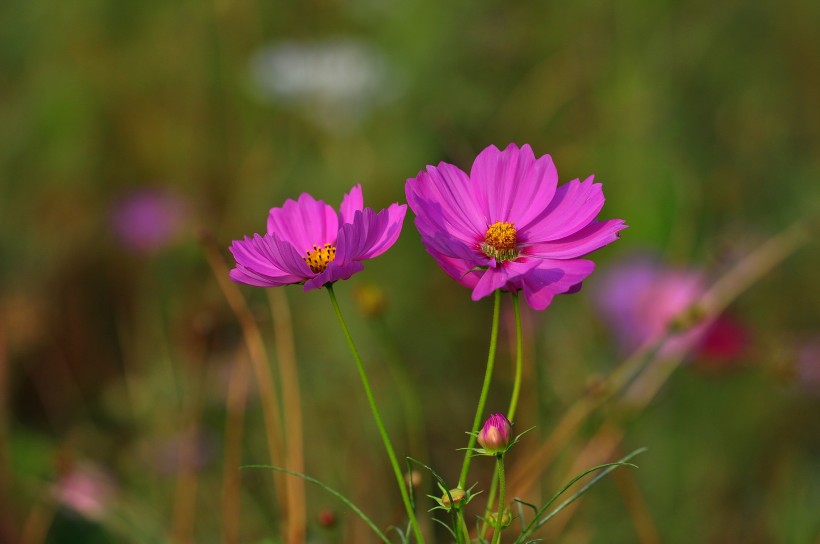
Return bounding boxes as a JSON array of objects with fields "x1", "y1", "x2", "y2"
[
  {"x1": 458, "y1": 290, "x2": 502, "y2": 489},
  {"x1": 491, "y1": 455, "x2": 506, "y2": 544},
  {"x1": 326, "y1": 285, "x2": 423, "y2": 543},
  {"x1": 507, "y1": 292, "x2": 523, "y2": 422}
]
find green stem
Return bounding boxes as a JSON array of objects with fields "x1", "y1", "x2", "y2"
[
  {"x1": 326, "y1": 285, "x2": 423, "y2": 543},
  {"x1": 507, "y1": 292, "x2": 523, "y2": 421},
  {"x1": 457, "y1": 510, "x2": 470, "y2": 544},
  {"x1": 480, "y1": 291, "x2": 523, "y2": 540},
  {"x1": 458, "y1": 290, "x2": 502, "y2": 489},
  {"x1": 491, "y1": 455, "x2": 506, "y2": 544}
]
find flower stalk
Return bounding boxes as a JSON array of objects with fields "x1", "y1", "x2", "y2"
[
  {"x1": 491, "y1": 454, "x2": 506, "y2": 544},
  {"x1": 326, "y1": 285, "x2": 423, "y2": 543},
  {"x1": 458, "y1": 289, "x2": 502, "y2": 489}
]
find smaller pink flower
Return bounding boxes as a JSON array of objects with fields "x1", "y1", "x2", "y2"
[
  {"x1": 795, "y1": 338, "x2": 820, "y2": 395},
  {"x1": 595, "y1": 255, "x2": 748, "y2": 362},
  {"x1": 52, "y1": 464, "x2": 115, "y2": 520},
  {"x1": 230, "y1": 185, "x2": 406, "y2": 290},
  {"x1": 477, "y1": 413, "x2": 512, "y2": 454},
  {"x1": 111, "y1": 188, "x2": 187, "y2": 253}
]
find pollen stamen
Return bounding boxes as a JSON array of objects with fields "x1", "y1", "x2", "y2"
[
  {"x1": 304, "y1": 243, "x2": 337, "y2": 273},
  {"x1": 481, "y1": 221, "x2": 518, "y2": 261}
]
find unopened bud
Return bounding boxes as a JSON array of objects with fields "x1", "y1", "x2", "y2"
[
  {"x1": 477, "y1": 413, "x2": 512, "y2": 454},
  {"x1": 487, "y1": 508, "x2": 512, "y2": 529},
  {"x1": 440, "y1": 488, "x2": 466, "y2": 509}
]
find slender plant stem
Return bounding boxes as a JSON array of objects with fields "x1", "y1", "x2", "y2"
[
  {"x1": 491, "y1": 455, "x2": 506, "y2": 544},
  {"x1": 457, "y1": 511, "x2": 470, "y2": 544},
  {"x1": 507, "y1": 292, "x2": 524, "y2": 421},
  {"x1": 459, "y1": 290, "x2": 502, "y2": 489},
  {"x1": 326, "y1": 285, "x2": 423, "y2": 544},
  {"x1": 480, "y1": 292, "x2": 524, "y2": 540}
]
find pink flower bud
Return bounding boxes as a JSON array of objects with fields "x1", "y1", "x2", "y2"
[{"x1": 477, "y1": 413, "x2": 512, "y2": 454}]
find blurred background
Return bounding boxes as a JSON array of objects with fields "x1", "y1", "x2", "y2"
[{"x1": 1, "y1": 0, "x2": 818, "y2": 543}]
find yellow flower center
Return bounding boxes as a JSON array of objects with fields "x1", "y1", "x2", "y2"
[
  {"x1": 481, "y1": 221, "x2": 518, "y2": 261},
  {"x1": 304, "y1": 243, "x2": 337, "y2": 273}
]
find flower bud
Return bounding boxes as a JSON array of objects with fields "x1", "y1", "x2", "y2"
[
  {"x1": 440, "y1": 488, "x2": 466, "y2": 510},
  {"x1": 477, "y1": 413, "x2": 512, "y2": 454},
  {"x1": 487, "y1": 508, "x2": 512, "y2": 529}
]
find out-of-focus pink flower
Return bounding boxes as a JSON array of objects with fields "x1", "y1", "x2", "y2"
[
  {"x1": 229, "y1": 185, "x2": 406, "y2": 291},
  {"x1": 477, "y1": 413, "x2": 512, "y2": 454},
  {"x1": 111, "y1": 188, "x2": 187, "y2": 253},
  {"x1": 52, "y1": 464, "x2": 115, "y2": 520},
  {"x1": 595, "y1": 256, "x2": 747, "y2": 361},
  {"x1": 405, "y1": 144, "x2": 626, "y2": 310},
  {"x1": 795, "y1": 338, "x2": 820, "y2": 395}
]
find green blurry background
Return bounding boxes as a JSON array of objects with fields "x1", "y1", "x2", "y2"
[{"x1": 1, "y1": 1, "x2": 818, "y2": 542}]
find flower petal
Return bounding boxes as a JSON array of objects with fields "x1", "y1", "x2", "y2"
[
  {"x1": 470, "y1": 259, "x2": 540, "y2": 301},
  {"x1": 303, "y1": 260, "x2": 365, "y2": 290},
  {"x1": 520, "y1": 176, "x2": 605, "y2": 242},
  {"x1": 228, "y1": 233, "x2": 311, "y2": 286},
  {"x1": 406, "y1": 162, "x2": 486, "y2": 243},
  {"x1": 339, "y1": 184, "x2": 364, "y2": 225},
  {"x1": 520, "y1": 259, "x2": 595, "y2": 310},
  {"x1": 267, "y1": 193, "x2": 339, "y2": 253},
  {"x1": 527, "y1": 219, "x2": 627, "y2": 259},
  {"x1": 357, "y1": 204, "x2": 407, "y2": 260},
  {"x1": 470, "y1": 143, "x2": 558, "y2": 225}
]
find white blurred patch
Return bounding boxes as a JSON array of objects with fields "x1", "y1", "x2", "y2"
[{"x1": 248, "y1": 38, "x2": 400, "y2": 133}]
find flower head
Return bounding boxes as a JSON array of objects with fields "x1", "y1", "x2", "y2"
[
  {"x1": 111, "y1": 188, "x2": 187, "y2": 253},
  {"x1": 477, "y1": 413, "x2": 512, "y2": 454},
  {"x1": 594, "y1": 255, "x2": 747, "y2": 361},
  {"x1": 405, "y1": 144, "x2": 626, "y2": 310},
  {"x1": 52, "y1": 463, "x2": 116, "y2": 520},
  {"x1": 230, "y1": 185, "x2": 406, "y2": 291}
]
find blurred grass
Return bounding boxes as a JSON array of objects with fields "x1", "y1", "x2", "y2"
[{"x1": 1, "y1": 0, "x2": 819, "y2": 543}]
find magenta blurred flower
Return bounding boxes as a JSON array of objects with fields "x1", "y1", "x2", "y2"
[
  {"x1": 477, "y1": 413, "x2": 512, "y2": 454},
  {"x1": 405, "y1": 144, "x2": 626, "y2": 310},
  {"x1": 795, "y1": 338, "x2": 820, "y2": 395},
  {"x1": 111, "y1": 188, "x2": 186, "y2": 253},
  {"x1": 595, "y1": 256, "x2": 747, "y2": 361},
  {"x1": 230, "y1": 185, "x2": 406, "y2": 290},
  {"x1": 52, "y1": 464, "x2": 115, "y2": 520}
]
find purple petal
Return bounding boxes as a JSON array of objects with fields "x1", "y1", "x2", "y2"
[
  {"x1": 470, "y1": 143, "x2": 558, "y2": 225},
  {"x1": 419, "y1": 230, "x2": 489, "y2": 266},
  {"x1": 303, "y1": 260, "x2": 365, "y2": 290},
  {"x1": 423, "y1": 247, "x2": 482, "y2": 290},
  {"x1": 267, "y1": 193, "x2": 339, "y2": 254},
  {"x1": 228, "y1": 234, "x2": 311, "y2": 286},
  {"x1": 339, "y1": 184, "x2": 364, "y2": 225},
  {"x1": 527, "y1": 219, "x2": 627, "y2": 259},
  {"x1": 359, "y1": 204, "x2": 407, "y2": 259},
  {"x1": 470, "y1": 259, "x2": 540, "y2": 301},
  {"x1": 406, "y1": 162, "x2": 486, "y2": 243},
  {"x1": 520, "y1": 259, "x2": 595, "y2": 310},
  {"x1": 520, "y1": 176, "x2": 605, "y2": 242}
]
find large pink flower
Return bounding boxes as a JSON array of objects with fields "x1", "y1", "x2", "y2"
[
  {"x1": 405, "y1": 144, "x2": 626, "y2": 310},
  {"x1": 230, "y1": 185, "x2": 406, "y2": 290}
]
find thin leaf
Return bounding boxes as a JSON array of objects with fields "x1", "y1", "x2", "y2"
[
  {"x1": 432, "y1": 517, "x2": 457, "y2": 539},
  {"x1": 242, "y1": 465, "x2": 391, "y2": 544},
  {"x1": 516, "y1": 447, "x2": 647, "y2": 543}
]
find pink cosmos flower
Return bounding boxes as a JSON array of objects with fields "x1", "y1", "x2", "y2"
[
  {"x1": 229, "y1": 185, "x2": 406, "y2": 290},
  {"x1": 594, "y1": 255, "x2": 747, "y2": 361},
  {"x1": 405, "y1": 144, "x2": 626, "y2": 310}
]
